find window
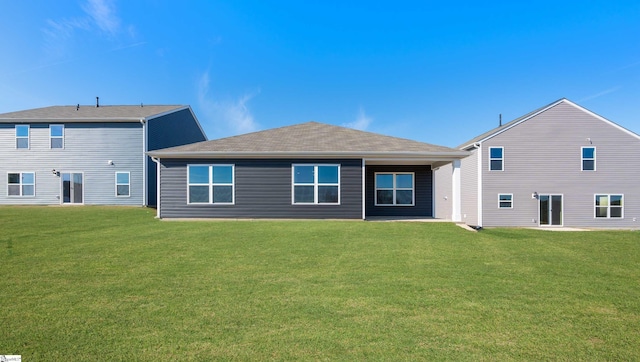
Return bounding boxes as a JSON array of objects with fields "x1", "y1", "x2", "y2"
[
  {"x1": 375, "y1": 172, "x2": 414, "y2": 206},
  {"x1": 50, "y1": 125, "x2": 64, "y2": 149},
  {"x1": 115, "y1": 172, "x2": 130, "y2": 197},
  {"x1": 595, "y1": 194, "x2": 623, "y2": 218},
  {"x1": 498, "y1": 194, "x2": 513, "y2": 208},
  {"x1": 15, "y1": 125, "x2": 29, "y2": 149},
  {"x1": 489, "y1": 147, "x2": 503, "y2": 171},
  {"x1": 292, "y1": 164, "x2": 339, "y2": 204},
  {"x1": 7, "y1": 172, "x2": 35, "y2": 196},
  {"x1": 582, "y1": 147, "x2": 595, "y2": 171},
  {"x1": 188, "y1": 165, "x2": 234, "y2": 204}
]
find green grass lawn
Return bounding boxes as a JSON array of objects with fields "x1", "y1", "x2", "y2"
[{"x1": 1, "y1": 206, "x2": 639, "y2": 360}]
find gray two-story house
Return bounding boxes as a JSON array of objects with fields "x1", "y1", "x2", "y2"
[
  {"x1": 0, "y1": 104, "x2": 206, "y2": 206},
  {"x1": 435, "y1": 98, "x2": 640, "y2": 228}
]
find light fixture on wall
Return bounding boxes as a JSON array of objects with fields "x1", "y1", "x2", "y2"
[
  {"x1": 107, "y1": 160, "x2": 114, "y2": 165},
  {"x1": 532, "y1": 192, "x2": 538, "y2": 199},
  {"x1": 586, "y1": 137, "x2": 592, "y2": 144},
  {"x1": 52, "y1": 169, "x2": 59, "y2": 176}
]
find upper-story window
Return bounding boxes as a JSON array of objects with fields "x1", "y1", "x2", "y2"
[
  {"x1": 582, "y1": 147, "x2": 595, "y2": 171},
  {"x1": 50, "y1": 125, "x2": 64, "y2": 149},
  {"x1": 489, "y1": 147, "x2": 503, "y2": 171},
  {"x1": 15, "y1": 125, "x2": 29, "y2": 149},
  {"x1": 292, "y1": 164, "x2": 340, "y2": 204}
]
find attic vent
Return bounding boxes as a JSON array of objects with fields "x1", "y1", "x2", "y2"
[
  {"x1": 96, "y1": 96, "x2": 100, "y2": 108},
  {"x1": 499, "y1": 114, "x2": 502, "y2": 127},
  {"x1": 76, "y1": 104, "x2": 80, "y2": 111}
]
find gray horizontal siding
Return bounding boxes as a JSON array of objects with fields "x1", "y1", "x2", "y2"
[
  {"x1": 0, "y1": 123, "x2": 143, "y2": 205},
  {"x1": 159, "y1": 159, "x2": 362, "y2": 219},
  {"x1": 146, "y1": 108, "x2": 207, "y2": 206},
  {"x1": 365, "y1": 165, "x2": 432, "y2": 217},
  {"x1": 481, "y1": 102, "x2": 640, "y2": 228}
]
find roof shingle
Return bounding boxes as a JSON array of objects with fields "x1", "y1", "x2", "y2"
[
  {"x1": 150, "y1": 121, "x2": 466, "y2": 158},
  {"x1": 0, "y1": 105, "x2": 186, "y2": 122}
]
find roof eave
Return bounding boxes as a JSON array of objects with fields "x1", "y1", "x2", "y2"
[
  {"x1": 0, "y1": 117, "x2": 145, "y2": 123},
  {"x1": 147, "y1": 150, "x2": 470, "y2": 160}
]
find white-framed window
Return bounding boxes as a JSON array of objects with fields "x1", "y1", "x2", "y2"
[
  {"x1": 15, "y1": 125, "x2": 29, "y2": 149},
  {"x1": 50, "y1": 124, "x2": 64, "y2": 149},
  {"x1": 292, "y1": 164, "x2": 340, "y2": 204},
  {"x1": 582, "y1": 147, "x2": 595, "y2": 171},
  {"x1": 188, "y1": 164, "x2": 234, "y2": 204},
  {"x1": 595, "y1": 194, "x2": 623, "y2": 218},
  {"x1": 375, "y1": 172, "x2": 414, "y2": 206},
  {"x1": 498, "y1": 193, "x2": 513, "y2": 208},
  {"x1": 7, "y1": 172, "x2": 35, "y2": 197},
  {"x1": 489, "y1": 147, "x2": 503, "y2": 171},
  {"x1": 115, "y1": 172, "x2": 130, "y2": 197}
]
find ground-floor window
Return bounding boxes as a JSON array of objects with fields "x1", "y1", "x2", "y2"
[
  {"x1": 595, "y1": 194, "x2": 623, "y2": 218},
  {"x1": 292, "y1": 164, "x2": 340, "y2": 204},
  {"x1": 498, "y1": 193, "x2": 513, "y2": 208},
  {"x1": 375, "y1": 172, "x2": 414, "y2": 206},
  {"x1": 115, "y1": 172, "x2": 130, "y2": 197},
  {"x1": 188, "y1": 164, "x2": 234, "y2": 204},
  {"x1": 7, "y1": 172, "x2": 35, "y2": 196}
]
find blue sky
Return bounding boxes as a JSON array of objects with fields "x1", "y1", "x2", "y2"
[{"x1": 1, "y1": 1, "x2": 638, "y2": 147}]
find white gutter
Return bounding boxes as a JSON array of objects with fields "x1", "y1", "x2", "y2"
[
  {"x1": 476, "y1": 143, "x2": 483, "y2": 228},
  {"x1": 147, "y1": 151, "x2": 470, "y2": 159}
]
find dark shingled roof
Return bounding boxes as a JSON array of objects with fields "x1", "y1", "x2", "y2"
[
  {"x1": 149, "y1": 121, "x2": 468, "y2": 158},
  {"x1": 0, "y1": 105, "x2": 186, "y2": 122}
]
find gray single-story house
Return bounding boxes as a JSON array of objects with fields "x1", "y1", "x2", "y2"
[{"x1": 148, "y1": 122, "x2": 469, "y2": 219}]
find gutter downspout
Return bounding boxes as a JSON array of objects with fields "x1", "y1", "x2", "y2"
[
  {"x1": 475, "y1": 142, "x2": 482, "y2": 228},
  {"x1": 140, "y1": 118, "x2": 147, "y2": 206},
  {"x1": 151, "y1": 156, "x2": 161, "y2": 219}
]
